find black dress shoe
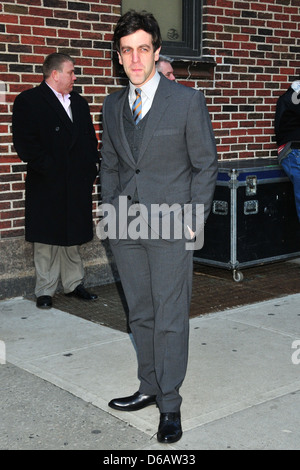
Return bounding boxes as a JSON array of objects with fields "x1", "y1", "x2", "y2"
[
  {"x1": 36, "y1": 295, "x2": 52, "y2": 309},
  {"x1": 108, "y1": 391, "x2": 156, "y2": 411},
  {"x1": 66, "y1": 284, "x2": 98, "y2": 300},
  {"x1": 157, "y1": 412, "x2": 182, "y2": 444}
]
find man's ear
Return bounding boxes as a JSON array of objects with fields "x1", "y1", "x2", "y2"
[
  {"x1": 117, "y1": 52, "x2": 123, "y2": 65},
  {"x1": 51, "y1": 69, "x2": 59, "y2": 83},
  {"x1": 154, "y1": 47, "x2": 161, "y2": 62}
]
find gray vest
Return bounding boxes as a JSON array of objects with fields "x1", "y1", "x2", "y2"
[
  {"x1": 123, "y1": 98, "x2": 149, "y2": 162},
  {"x1": 123, "y1": 98, "x2": 150, "y2": 203}
]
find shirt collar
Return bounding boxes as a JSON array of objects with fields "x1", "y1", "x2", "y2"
[
  {"x1": 129, "y1": 71, "x2": 160, "y2": 100},
  {"x1": 291, "y1": 81, "x2": 300, "y2": 93},
  {"x1": 45, "y1": 81, "x2": 71, "y2": 102}
]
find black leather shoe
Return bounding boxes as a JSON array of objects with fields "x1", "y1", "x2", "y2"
[
  {"x1": 66, "y1": 284, "x2": 98, "y2": 301},
  {"x1": 36, "y1": 295, "x2": 52, "y2": 309},
  {"x1": 157, "y1": 412, "x2": 182, "y2": 444},
  {"x1": 108, "y1": 391, "x2": 156, "y2": 411}
]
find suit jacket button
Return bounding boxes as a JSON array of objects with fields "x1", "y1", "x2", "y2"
[
  {"x1": 127, "y1": 195, "x2": 132, "y2": 200},
  {"x1": 55, "y1": 126, "x2": 60, "y2": 131},
  {"x1": 136, "y1": 169, "x2": 140, "y2": 174}
]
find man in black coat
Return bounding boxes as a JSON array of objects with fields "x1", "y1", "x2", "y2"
[{"x1": 12, "y1": 53, "x2": 100, "y2": 308}]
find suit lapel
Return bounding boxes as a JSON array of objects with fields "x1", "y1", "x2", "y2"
[{"x1": 117, "y1": 86, "x2": 137, "y2": 166}]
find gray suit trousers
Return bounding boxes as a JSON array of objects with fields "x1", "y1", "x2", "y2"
[
  {"x1": 34, "y1": 243, "x2": 84, "y2": 297},
  {"x1": 110, "y1": 235, "x2": 193, "y2": 413}
]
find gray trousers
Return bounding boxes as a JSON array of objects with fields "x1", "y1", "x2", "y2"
[
  {"x1": 33, "y1": 243, "x2": 84, "y2": 297},
  {"x1": 110, "y1": 236, "x2": 193, "y2": 413}
]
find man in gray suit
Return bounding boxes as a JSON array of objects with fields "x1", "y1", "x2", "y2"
[{"x1": 100, "y1": 10, "x2": 218, "y2": 444}]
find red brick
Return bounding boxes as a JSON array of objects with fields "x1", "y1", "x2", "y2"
[
  {"x1": 21, "y1": 36, "x2": 46, "y2": 45},
  {"x1": 20, "y1": 16, "x2": 45, "y2": 26},
  {"x1": 0, "y1": 221, "x2": 12, "y2": 230},
  {"x1": 7, "y1": 25, "x2": 31, "y2": 34},
  {"x1": 0, "y1": 202, "x2": 10, "y2": 210},
  {"x1": 32, "y1": 27, "x2": 57, "y2": 37},
  {"x1": 0, "y1": 209, "x2": 24, "y2": 220},
  {"x1": 58, "y1": 29, "x2": 80, "y2": 38},
  {"x1": 0, "y1": 14, "x2": 19, "y2": 24},
  {"x1": 20, "y1": 55, "x2": 44, "y2": 64},
  {"x1": 28, "y1": 7, "x2": 54, "y2": 17},
  {"x1": 0, "y1": 34, "x2": 19, "y2": 43},
  {"x1": 0, "y1": 191, "x2": 23, "y2": 201}
]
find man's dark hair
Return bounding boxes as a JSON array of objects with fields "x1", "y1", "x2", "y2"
[
  {"x1": 42, "y1": 52, "x2": 75, "y2": 79},
  {"x1": 113, "y1": 10, "x2": 162, "y2": 53}
]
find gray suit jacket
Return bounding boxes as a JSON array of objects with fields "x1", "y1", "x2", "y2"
[{"x1": 100, "y1": 74, "x2": 218, "y2": 243}]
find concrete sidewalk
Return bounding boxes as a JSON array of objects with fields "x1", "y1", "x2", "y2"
[{"x1": 1, "y1": 293, "x2": 300, "y2": 450}]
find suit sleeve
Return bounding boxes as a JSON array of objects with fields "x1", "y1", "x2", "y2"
[
  {"x1": 100, "y1": 98, "x2": 121, "y2": 204},
  {"x1": 186, "y1": 90, "x2": 218, "y2": 224}
]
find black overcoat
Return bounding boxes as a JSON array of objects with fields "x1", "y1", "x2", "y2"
[{"x1": 12, "y1": 81, "x2": 99, "y2": 246}]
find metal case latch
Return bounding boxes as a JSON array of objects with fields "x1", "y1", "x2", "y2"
[
  {"x1": 244, "y1": 200, "x2": 259, "y2": 215},
  {"x1": 212, "y1": 200, "x2": 228, "y2": 216},
  {"x1": 246, "y1": 175, "x2": 257, "y2": 196}
]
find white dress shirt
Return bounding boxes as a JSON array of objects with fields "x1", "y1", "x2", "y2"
[{"x1": 45, "y1": 81, "x2": 73, "y2": 121}]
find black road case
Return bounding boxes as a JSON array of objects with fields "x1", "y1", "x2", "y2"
[{"x1": 194, "y1": 158, "x2": 300, "y2": 281}]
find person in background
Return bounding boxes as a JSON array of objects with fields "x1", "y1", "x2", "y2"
[
  {"x1": 12, "y1": 52, "x2": 99, "y2": 309},
  {"x1": 156, "y1": 54, "x2": 176, "y2": 81},
  {"x1": 275, "y1": 79, "x2": 300, "y2": 221},
  {"x1": 100, "y1": 10, "x2": 218, "y2": 444}
]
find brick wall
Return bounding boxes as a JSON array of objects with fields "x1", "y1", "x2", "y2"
[
  {"x1": 200, "y1": 0, "x2": 300, "y2": 160},
  {"x1": 0, "y1": 0, "x2": 299, "y2": 295}
]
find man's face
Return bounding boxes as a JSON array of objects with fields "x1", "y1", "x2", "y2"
[
  {"x1": 55, "y1": 61, "x2": 77, "y2": 95},
  {"x1": 158, "y1": 61, "x2": 176, "y2": 81},
  {"x1": 118, "y1": 29, "x2": 161, "y2": 87}
]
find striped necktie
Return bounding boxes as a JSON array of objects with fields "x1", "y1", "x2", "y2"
[{"x1": 132, "y1": 88, "x2": 142, "y2": 124}]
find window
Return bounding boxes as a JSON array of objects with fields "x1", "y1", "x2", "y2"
[{"x1": 122, "y1": 0, "x2": 202, "y2": 59}]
